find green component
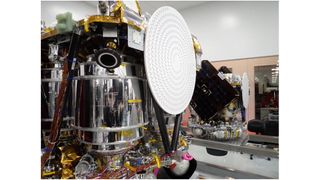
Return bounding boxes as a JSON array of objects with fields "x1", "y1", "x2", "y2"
[{"x1": 55, "y1": 12, "x2": 75, "y2": 34}]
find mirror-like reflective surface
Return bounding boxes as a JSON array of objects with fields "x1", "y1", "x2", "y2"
[
  {"x1": 41, "y1": 66, "x2": 74, "y2": 138},
  {"x1": 73, "y1": 61, "x2": 148, "y2": 153}
]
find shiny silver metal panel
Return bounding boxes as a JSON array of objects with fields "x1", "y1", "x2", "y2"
[
  {"x1": 41, "y1": 67, "x2": 74, "y2": 119},
  {"x1": 41, "y1": 68, "x2": 63, "y2": 119},
  {"x1": 41, "y1": 67, "x2": 74, "y2": 140},
  {"x1": 73, "y1": 61, "x2": 148, "y2": 153}
]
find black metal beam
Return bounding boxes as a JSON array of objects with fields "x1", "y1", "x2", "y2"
[
  {"x1": 171, "y1": 114, "x2": 182, "y2": 151},
  {"x1": 152, "y1": 98, "x2": 171, "y2": 154}
]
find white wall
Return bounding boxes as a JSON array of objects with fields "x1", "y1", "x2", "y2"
[
  {"x1": 41, "y1": 1, "x2": 278, "y2": 61},
  {"x1": 41, "y1": 1, "x2": 96, "y2": 26},
  {"x1": 180, "y1": 1, "x2": 279, "y2": 61}
]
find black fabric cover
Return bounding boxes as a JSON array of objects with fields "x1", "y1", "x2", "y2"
[{"x1": 190, "y1": 60, "x2": 236, "y2": 121}]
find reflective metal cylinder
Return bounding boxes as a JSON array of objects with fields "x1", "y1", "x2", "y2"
[
  {"x1": 41, "y1": 64, "x2": 74, "y2": 141},
  {"x1": 73, "y1": 61, "x2": 148, "y2": 154}
]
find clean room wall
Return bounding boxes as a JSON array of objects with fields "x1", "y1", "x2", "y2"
[
  {"x1": 41, "y1": 1, "x2": 279, "y2": 61},
  {"x1": 180, "y1": 1, "x2": 279, "y2": 61},
  {"x1": 41, "y1": 1, "x2": 96, "y2": 26}
]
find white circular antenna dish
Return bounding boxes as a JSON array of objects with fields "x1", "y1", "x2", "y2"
[
  {"x1": 144, "y1": 6, "x2": 196, "y2": 115},
  {"x1": 241, "y1": 72, "x2": 249, "y2": 109}
]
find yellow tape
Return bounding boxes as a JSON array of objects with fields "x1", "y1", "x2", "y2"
[
  {"x1": 121, "y1": 129, "x2": 134, "y2": 137},
  {"x1": 236, "y1": 130, "x2": 240, "y2": 138},
  {"x1": 42, "y1": 171, "x2": 56, "y2": 176},
  {"x1": 84, "y1": 19, "x2": 89, "y2": 32},
  {"x1": 128, "y1": 99, "x2": 142, "y2": 103}
]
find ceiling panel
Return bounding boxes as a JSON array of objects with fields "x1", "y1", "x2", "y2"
[
  {"x1": 84, "y1": 1, "x2": 205, "y2": 14},
  {"x1": 139, "y1": 1, "x2": 206, "y2": 14}
]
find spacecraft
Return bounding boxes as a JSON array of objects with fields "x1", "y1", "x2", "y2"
[
  {"x1": 41, "y1": 1, "x2": 200, "y2": 179},
  {"x1": 41, "y1": 1, "x2": 245, "y2": 179}
]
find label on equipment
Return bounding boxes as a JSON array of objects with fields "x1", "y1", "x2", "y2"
[
  {"x1": 217, "y1": 72, "x2": 225, "y2": 80},
  {"x1": 128, "y1": 99, "x2": 142, "y2": 103},
  {"x1": 127, "y1": 25, "x2": 144, "y2": 51}
]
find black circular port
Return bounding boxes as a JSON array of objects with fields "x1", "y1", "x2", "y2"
[
  {"x1": 94, "y1": 48, "x2": 121, "y2": 69},
  {"x1": 99, "y1": 53, "x2": 117, "y2": 67}
]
